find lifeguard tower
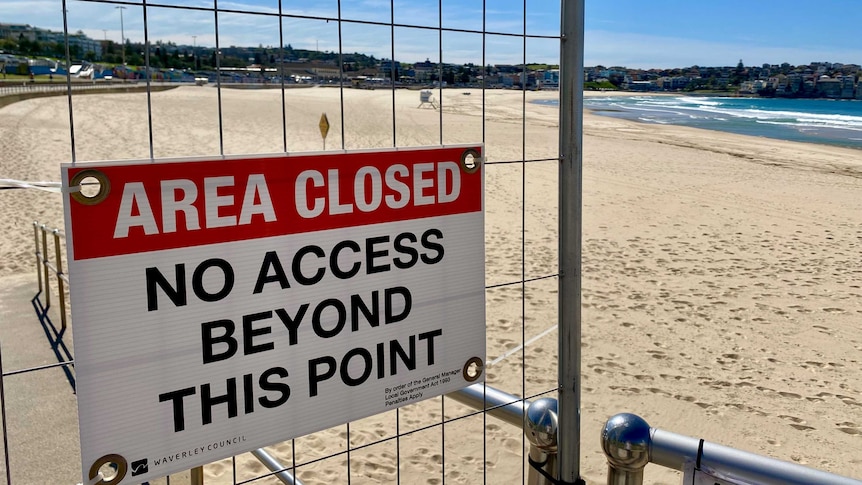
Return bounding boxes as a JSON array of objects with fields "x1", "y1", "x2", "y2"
[{"x1": 418, "y1": 89, "x2": 439, "y2": 109}]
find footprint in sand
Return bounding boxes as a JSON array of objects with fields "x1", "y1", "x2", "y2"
[
  {"x1": 822, "y1": 307, "x2": 845, "y2": 313},
  {"x1": 790, "y1": 424, "x2": 816, "y2": 431},
  {"x1": 647, "y1": 387, "x2": 671, "y2": 397},
  {"x1": 778, "y1": 391, "x2": 803, "y2": 399}
]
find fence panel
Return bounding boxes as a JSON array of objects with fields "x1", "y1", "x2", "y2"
[{"x1": 0, "y1": 1, "x2": 569, "y2": 484}]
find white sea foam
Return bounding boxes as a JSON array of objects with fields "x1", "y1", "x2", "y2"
[
  {"x1": 581, "y1": 96, "x2": 862, "y2": 146},
  {"x1": 756, "y1": 120, "x2": 862, "y2": 132},
  {"x1": 631, "y1": 100, "x2": 862, "y2": 129},
  {"x1": 676, "y1": 96, "x2": 722, "y2": 106}
]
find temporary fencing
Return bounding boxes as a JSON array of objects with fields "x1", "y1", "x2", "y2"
[{"x1": 5, "y1": 1, "x2": 577, "y2": 484}]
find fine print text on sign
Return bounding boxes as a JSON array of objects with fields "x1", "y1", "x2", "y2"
[{"x1": 62, "y1": 146, "x2": 485, "y2": 484}]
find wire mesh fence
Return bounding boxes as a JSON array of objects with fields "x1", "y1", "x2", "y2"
[{"x1": 0, "y1": 1, "x2": 569, "y2": 483}]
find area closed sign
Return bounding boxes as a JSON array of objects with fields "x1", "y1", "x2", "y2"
[{"x1": 62, "y1": 146, "x2": 485, "y2": 484}]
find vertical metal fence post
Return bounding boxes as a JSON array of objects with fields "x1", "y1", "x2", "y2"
[
  {"x1": 40, "y1": 224, "x2": 50, "y2": 309},
  {"x1": 53, "y1": 229, "x2": 68, "y2": 333},
  {"x1": 190, "y1": 465, "x2": 204, "y2": 485},
  {"x1": 558, "y1": 1, "x2": 585, "y2": 483},
  {"x1": 601, "y1": 414, "x2": 650, "y2": 485},
  {"x1": 525, "y1": 398, "x2": 560, "y2": 485},
  {"x1": 34, "y1": 221, "x2": 42, "y2": 293},
  {"x1": 0, "y1": 343, "x2": 12, "y2": 485}
]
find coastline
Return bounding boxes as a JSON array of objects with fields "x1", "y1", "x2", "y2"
[
  {"x1": 575, "y1": 91, "x2": 862, "y2": 151},
  {"x1": 1, "y1": 87, "x2": 860, "y2": 483}
]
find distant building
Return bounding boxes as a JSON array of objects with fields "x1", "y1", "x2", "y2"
[
  {"x1": 628, "y1": 80, "x2": 655, "y2": 91},
  {"x1": 540, "y1": 69, "x2": 559, "y2": 89},
  {"x1": 816, "y1": 76, "x2": 842, "y2": 98},
  {"x1": 378, "y1": 58, "x2": 400, "y2": 79},
  {"x1": 310, "y1": 62, "x2": 340, "y2": 81},
  {"x1": 839, "y1": 75, "x2": 855, "y2": 99},
  {"x1": 0, "y1": 23, "x2": 32, "y2": 41},
  {"x1": 273, "y1": 60, "x2": 341, "y2": 82},
  {"x1": 657, "y1": 76, "x2": 691, "y2": 90},
  {"x1": 739, "y1": 80, "x2": 756, "y2": 94},
  {"x1": 67, "y1": 33, "x2": 103, "y2": 59},
  {"x1": 0, "y1": 23, "x2": 102, "y2": 59},
  {"x1": 412, "y1": 58, "x2": 436, "y2": 83},
  {"x1": 514, "y1": 71, "x2": 537, "y2": 89}
]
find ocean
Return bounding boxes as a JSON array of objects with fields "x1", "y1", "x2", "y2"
[{"x1": 535, "y1": 95, "x2": 862, "y2": 149}]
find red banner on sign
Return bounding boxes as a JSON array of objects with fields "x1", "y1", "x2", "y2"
[{"x1": 65, "y1": 147, "x2": 482, "y2": 260}]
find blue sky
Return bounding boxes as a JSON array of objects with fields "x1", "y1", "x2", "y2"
[{"x1": 1, "y1": 0, "x2": 860, "y2": 68}]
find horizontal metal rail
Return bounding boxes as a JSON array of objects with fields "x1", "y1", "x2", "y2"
[
  {"x1": 602, "y1": 413, "x2": 862, "y2": 485},
  {"x1": 250, "y1": 449, "x2": 301, "y2": 485},
  {"x1": 451, "y1": 384, "x2": 562, "y2": 485},
  {"x1": 449, "y1": 383, "x2": 531, "y2": 428},
  {"x1": 0, "y1": 82, "x2": 142, "y2": 97}
]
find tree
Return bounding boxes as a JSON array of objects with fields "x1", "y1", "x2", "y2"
[
  {"x1": 459, "y1": 68, "x2": 470, "y2": 84},
  {"x1": 0, "y1": 38, "x2": 17, "y2": 52},
  {"x1": 757, "y1": 86, "x2": 776, "y2": 97},
  {"x1": 49, "y1": 42, "x2": 64, "y2": 58},
  {"x1": 18, "y1": 35, "x2": 36, "y2": 55},
  {"x1": 443, "y1": 68, "x2": 455, "y2": 85},
  {"x1": 732, "y1": 59, "x2": 745, "y2": 85}
]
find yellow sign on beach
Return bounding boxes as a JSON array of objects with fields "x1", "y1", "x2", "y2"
[{"x1": 319, "y1": 113, "x2": 330, "y2": 139}]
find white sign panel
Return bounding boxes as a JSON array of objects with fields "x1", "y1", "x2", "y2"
[{"x1": 62, "y1": 146, "x2": 485, "y2": 484}]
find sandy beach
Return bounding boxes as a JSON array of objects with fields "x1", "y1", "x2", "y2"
[{"x1": 1, "y1": 86, "x2": 861, "y2": 484}]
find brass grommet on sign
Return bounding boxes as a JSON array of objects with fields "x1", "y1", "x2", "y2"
[
  {"x1": 460, "y1": 148, "x2": 481, "y2": 174},
  {"x1": 463, "y1": 356, "x2": 484, "y2": 382},
  {"x1": 70, "y1": 169, "x2": 110, "y2": 205},
  {"x1": 88, "y1": 454, "x2": 128, "y2": 485}
]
